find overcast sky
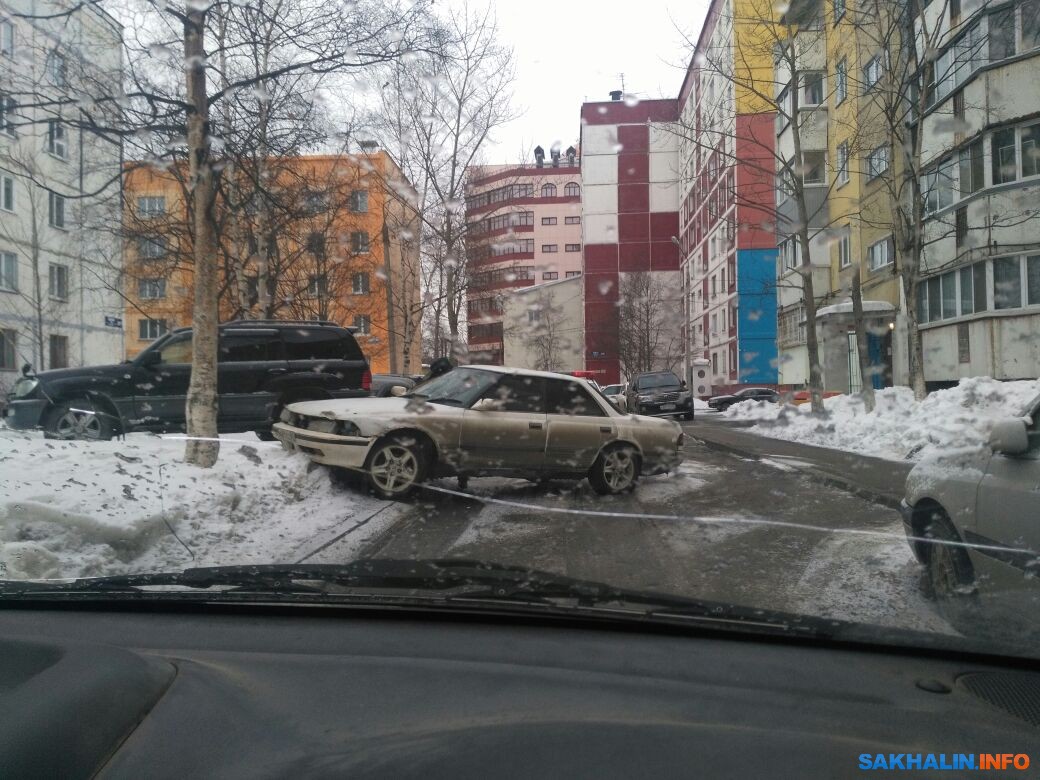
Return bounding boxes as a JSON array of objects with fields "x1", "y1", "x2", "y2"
[{"x1": 475, "y1": 0, "x2": 710, "y2": 163}]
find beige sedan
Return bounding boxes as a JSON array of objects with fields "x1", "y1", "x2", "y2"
[{"x1": 273, "y1": 365, "x2": 685, "y2": 499}]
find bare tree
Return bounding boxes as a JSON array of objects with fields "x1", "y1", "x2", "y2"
[{"x1": 617, "y1": 272, "x2": 683, "y2": 379}]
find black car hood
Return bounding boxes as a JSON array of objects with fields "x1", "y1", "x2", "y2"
[
  {"x1": 709, "y1": 395, "x2": 736, "y2": 403},
  {"x1": 33, "y1": 364, "x2": 131, "y2": 386}
]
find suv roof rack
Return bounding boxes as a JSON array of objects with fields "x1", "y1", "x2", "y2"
[{"x1": 221, "y1": 319, "x2": 341, "y2": 328}]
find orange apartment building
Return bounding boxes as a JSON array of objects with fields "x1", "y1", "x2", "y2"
[{"x1": 122, "y1": 152, "x2": 421, "y2": 374}]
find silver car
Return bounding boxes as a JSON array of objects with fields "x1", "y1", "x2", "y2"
[
  {"x1": 272, "y1": 366, "x2": 685, "y2": 499},
  {"x1": 901, "y1": 392, "x2": 1040, "y2": 610}
]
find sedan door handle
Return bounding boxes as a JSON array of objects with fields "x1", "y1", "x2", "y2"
[{"x1": 529, "y1": 421, "x2": 543, "y2": 429}]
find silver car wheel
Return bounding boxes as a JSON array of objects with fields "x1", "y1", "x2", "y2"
[
  {"x1": 54, "y1": 408, "x2": 103, "y2": 440},
  {"x1": 369, "y1": 444, "x2": 420, "y2": 494},
  {"x1": 602, "y1": 448, "x2": 636, "y2": 491}
]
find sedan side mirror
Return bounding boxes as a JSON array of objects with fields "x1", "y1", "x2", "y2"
[
  {"x1": 471, "y1": 397, "x2": 500, "y2": 412},
  {"x1": 989, "y1": 418, "x2": 1030, "y2": 456},
  {"x1": 390, "y1": 385, "x2": 408, "y2": 397}
]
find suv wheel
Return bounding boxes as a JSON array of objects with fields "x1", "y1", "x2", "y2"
[
  {"x1": 588, "y1": 444, "x2": 640, "y2": 495},
  {"x1": 366, "y1": 435, "x2": 428, "y2": 500},
  {"x1": 44, "y1": 399, "x2": 114, "y2": 441}
]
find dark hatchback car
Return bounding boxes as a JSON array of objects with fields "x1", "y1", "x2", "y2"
[
  {"x1": 3, "y1": 320, "x2": 371, "y2": 440},
  {"x1": 708, "y1": 387, "x2": 780, "y2": 412},
  {"x1": 625, "y1": 371, "x2": 694, "y2": 420}
]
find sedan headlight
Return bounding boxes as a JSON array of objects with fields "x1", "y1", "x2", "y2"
[
  {"x1": 306, "y1": 418, "x2": 339, "y2": 434},
  {"x1": 12, "y1": 378, "x2": 39, "y2": 398}
]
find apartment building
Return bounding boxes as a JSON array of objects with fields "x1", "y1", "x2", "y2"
[
  {"x1": 465, "y1": 151, "x2": 583, "y2": 366},
  {"x1": 914, "y1": 0, "x2": 1040, "y2": 386},
  {"x1": 678, "y1": 0, "x2": 779, "y2": 390},
  {"x1": 123, "y1": 152, "x2": 422, "y2": 374},
  {"x1": 0, "y1": 0, "x2": 124, "y2": 388}
]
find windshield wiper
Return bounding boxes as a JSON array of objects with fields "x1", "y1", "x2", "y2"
[{"x1": 0, "y1": 560, "x2": 839, "y2": 637}]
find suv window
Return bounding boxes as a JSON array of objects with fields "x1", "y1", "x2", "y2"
[
  {"x1": 547, "y1": 379, "x2": 605, "y2": 417},
  {"x1": 488, "y1": 375, "x2": 545, "y2": 413},
  {"x1": 157, "y1": 335, "x2": 192, "y2": 364},
  {"x1": 219, "y1": 332, "x2": 279, "y2": 362},
  {"x1": 635, "y1": 373, "x2": 681, "y2": 391},
  {"x1": 282, "y1": 328, "x2": 362, "y2": 361}
]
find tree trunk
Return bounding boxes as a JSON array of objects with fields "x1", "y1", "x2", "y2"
[
  {"x1": 902, "y1": 272, "x2": 927, "y2": 399},
  {"x1": 381, "y1": 214, "x2": 398, "y2": 373},
  {"x1": 851, "y1": 267, "x2": 876, "y2": 412},
  {"x1": 183, "y1": 8, "x2": 220, "y2": 468}
]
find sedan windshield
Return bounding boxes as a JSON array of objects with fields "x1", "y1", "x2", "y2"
[{"x1": 410, "y1": 368, "x2": 499, "y2": 406}]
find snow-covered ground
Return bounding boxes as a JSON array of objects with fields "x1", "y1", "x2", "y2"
[
  {"x1": 723, "y1": 377, "x2": 1040, "y2": 461},
  {"x1": 0, "y1": 428, "x2": 397, "y2": 580}
]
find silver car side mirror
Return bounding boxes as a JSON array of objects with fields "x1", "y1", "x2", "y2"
[
  {"x1": 390, "y1": 385, "x2": 408, "y2": 397},
  {"x1": 989, "y1": 418, "x2": 1030, "y2": 456},
  {"x1": 471, "y1": 397, "x2": 499, "y2": 412}
]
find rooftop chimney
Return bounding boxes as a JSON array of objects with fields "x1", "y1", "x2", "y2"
[
  {"x1": 609, "y1": 90, "x2": 623, "y2": 101},
  {"x1": 534, "y1": 145, "x2": 544, "y2": 168}
]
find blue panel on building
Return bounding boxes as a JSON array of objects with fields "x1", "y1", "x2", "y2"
[{"x1": 736, "y1": 248, "x2": 778, "y2": 384}]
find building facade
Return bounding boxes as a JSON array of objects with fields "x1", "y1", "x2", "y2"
[
  {"x1": 914, "y1": 0, "x2": 1040, "y2": 387},
  {"x1": 580, "y1": 97, "x2": 683, "y2": 386},
  {"x1": 123, "y1": 152, "x2": 422, "y2": 374},
  {"x1": 499, "y1": 274, "x2": 584, "y2": 373},
  {"x1": 0, "y1": 0, "x2": 124, "y2": 389},
  {"x1": 465, "y1": 156, "x2": 583, "y2": 366},
  {"x1": 678, "y1": 0, "x2": 779, "y2": 392}
]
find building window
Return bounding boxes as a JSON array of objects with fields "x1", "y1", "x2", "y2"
[
  {"x1": 138, "y1": 236, "x2": 166, "y2": 259},
  {"x1": 306, "y1": 274, "x2": 327, "y2": 297},
  {"x1": 863, "y1": 55, "x2": 883, "y2": 90},
  {"x1": 49, "y1": 334, "x2": 68, "y2": 369},
  {"x1": 0, "y1": 327, "x2": 15, "y2": 369},
  {"x1": 802, "y1": 151, "x2": 826, "y2": 185},
  {"x1": 989, "y1": 5, "x2": 1016, "y2": 60},
  {"x1": 835, "y1": 59, "x2": 847, "y2": 104},
  {"x1": 48, "y1": 192, "x2": 65, "y2": 229},
  {"x1": 350, "y1": 231, "x2": 370, "y2": 253},
  {"x1": 1022, "y1": 122, "x2": 1040, "y2": 178},
  {"x1": 993, "y1": 256, "x2": 1023, "y2": 309},
  {"x1": 0, "y1": 250, "x2": 16, "y2": 291},
  {"x1": 541, "y1": 183, "x2": 557, "y2": 197},
  {"x1": 1028, "y1": 255, "x2": 1040, "y2": 305},
  {"x1": 0, "y1": 19, "x2": 13, "y2": 58},
  {"x1": 352, "y1": 314, "x2": 371, "y2": 335},
  {"x1": 924, "y1": 157, "x2": 955, "y2": 214},
  {"x1": 543, "y1": 271, "x2": 558, "y2": 280},
  {"x1": 46, "y1": 50, "x2": 67, "y2": 86},
  {"x1": 564, "y1": 182, "x2": 580, "y2": 197},
  {"x1": 959, "y1": 139, "x2": 984, "y2": 195},
  {"x1": 138, "y1": 278, "x2": 166, "y2": 299},
  {"x1": 959, "y1": 265, "x2": 974, "y2": 314},
  {"x1": 565, "y1": 216, "x2": 580, "y2": 224},
  {"x1": 566, "y1": 270, "x2": 581, "y2": 278},
  {"x1": 48, "y1": 263, "x2": 68, "y2": 300},
  {"x1": 955, "y1": 207, "x2": 969, "y2": 247},
  {"x1": 305, "y1": 231, "x2": 325, "y2": 257},
  {"x1": 992, "y1": 127, "x2": 1018, "y2": 184},
  {"x1": 352, "y1": 272, "x2": 370, "y2": 294},
  {"x1": 46, "y1": 120, "x2": 67, "y2": 159},
  {"x1": 349, "y1": 190, "x2": 368, "y2": 213},
  {"x1": 0, "y1": 173, "x2": 13, "y2": 212},
  {"x1": 138, "y1": 318, "x2": 168, "y2": 341},
  {"x1": 711, "y1": 352, "x2": 718, "y2": 374},
  {"x1": 137, "y1": 196, "x2": 166, "y2": 217},
  {"x1": 866, "y1": 146, "x2": 889, "y2": 180},
  {"x1": 541, "y1": 244, "x2": 558, "y2": 253},
  {"x1": 801, "y1": 72, "x2": 825, "y2": 106},
  {"x1": 836, "y1": 141, "x2": 849, "y2": 185},
  {"x1": 565, "y1": 243, "x2": 580, "y2": 252},
  {"x1": 833, "y1": 0, "x2": 845, "y2": 22},
  {"x1": 528, "y1": 309, "x2": 541, "y2": 324},
  {"x1": 838, "y1": 230, "x2": 851, "y2": 268},
  {"x1": 867, "y1": 237, "x2": 893, "y2": 271},
  {"x1": 1024, "y1": 0, "x2": 1040, "y2": 51},
  {"x1": 541, "y1": 216, "x2": 557, "y2": 225},
  {"x1": 517, "y1": 211, "x2": 534, "y2": 226},
  {"x1": 0, "y1": 94, "x2": 15, "y2": 136}
]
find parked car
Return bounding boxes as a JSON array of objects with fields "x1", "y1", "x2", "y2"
[
  {"x1": 371, "y1": 374, "x2": 418, "y2": 398},
  {"x1": 273, "y1": 365, "x2": 685, "y2": 499},
  {"x1": 624, "y1": 371, "x2": 694, "y2": 421},
  {"x1": 601, "y1": 383, "x2": 627, "y2": 412},
  {"x1": 3, "y1": 320, "x2": 371, "y2": 441},
  {"x1": 901, "y1": 393, "x2": 1040, "y2": 608},
  {"x1": 708, "y1": 387, "x2": 780, "y2": 411}
]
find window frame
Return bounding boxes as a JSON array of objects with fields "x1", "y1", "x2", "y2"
[
  {"x1": 0, "y1": 250, "x2": 16, "y2": 292},
  {"x1": 541, "y1": 183, "x2": 557, "y2": 198},
  {"x1": 46, "y1": 120, "x2": 68, "y2": 160},
  {"x1": 138, "y1": 318, "x2": 169, "y2": 341},
  {"x1": 867, "y1": 236, "x2": 893, "y2": 272},
  {"x1": 137, "y1": 277, "x2": 166, "y2": 300},
  {"x1": 0, "y1": 327, "x2": 16, "y2": 369},
  {"x1": 352, "y1": 271, "x2": 370, "y2": 295},
  {"x1": 48, "y1": 192, "x2": 65, "y2": 229},
  {"x1": 866, "y1": 145, "x2": 889, "y2": 180},
  {"x1": 0, "y1": 172, "x2": 14, "y2": 212},
  {"x1": 352, "y1": 314, "x2": 372, "y2": 335},
  {"x1": 48, "y1": 333, "x2": 68, "y2": 369},
  {"x1": 0, "y1": 19, "x2": 13, "y2": 58},
  {"x1": 563, "y1": 182, "x2": 580, "y2": 197},
  {"x1": 48, "y1": 263, "x2": 68, "y2": 300}
]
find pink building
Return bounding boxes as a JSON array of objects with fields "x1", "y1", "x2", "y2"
[{"x1": 465, "y1": 151, "x2": 583, "y2": 365}]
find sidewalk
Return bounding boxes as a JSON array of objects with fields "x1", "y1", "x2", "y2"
[{"x1": 687, "y1": 418, "x2": 912, "y2": 508}]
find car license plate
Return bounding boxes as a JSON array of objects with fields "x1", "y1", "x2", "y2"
[{"x1": 661, "y1": 403, "x2": 676, "y2": 411}]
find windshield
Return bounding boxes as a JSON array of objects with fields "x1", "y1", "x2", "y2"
[{"x1": 4, "y1": 0, "x2": 1040, "y2": 683}]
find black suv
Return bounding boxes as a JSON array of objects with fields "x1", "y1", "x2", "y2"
[
  {"x1": 625, "y1": 371, "x2": 694, "y2": 421},
  {"x1": 707, "y1": 387, "x2": 780, "y2": 412},
  {"x1": 3, "y1": 320, "x2": 371, "y2": 440}
]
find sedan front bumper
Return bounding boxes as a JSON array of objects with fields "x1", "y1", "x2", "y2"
[
  {"x1": 272, "y1": 422, "x2": 374, "y2": 470},
  {"x1": 636, "y1": 400, "x2": 693, "y2": 418}
]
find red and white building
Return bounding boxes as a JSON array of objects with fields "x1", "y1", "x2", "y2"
[{"x1": 464, "y1": 156, "x2": 583, "y2": 365}]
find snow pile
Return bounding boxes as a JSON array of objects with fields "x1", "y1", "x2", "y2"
[
  {"x1": 0, "y1": 430, "x2": 388, "y2": 580},
  {"x1": 693, "y1": 398, "x2": 711, "y2": 411},
  {"x1": 723, "y1": 376, "x2": 1040, "y2": 461}
]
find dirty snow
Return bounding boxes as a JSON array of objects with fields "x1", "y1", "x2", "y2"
[
  {"x1": 724, "y1": 377, "x2": 1040, "y2": 461},
  {"x1": 0, "y1": 428, "x2": 396, "y2": 580}
]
